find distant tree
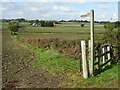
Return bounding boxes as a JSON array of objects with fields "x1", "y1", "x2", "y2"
[
  {"x1": 16, "y1": 18, "x2": 26, "y2": 22},
  {"x1": 40, "y1": 20, "x2": 45, "y2": 26},
  {"x1": 81, "y1": 23, "x2": 85, "y2": 27},
  {"x1": 59, "y1": 20, "x2": 65, "y2": 22},
  {"x1": 47, "y1": 22, "x2": 54, "y2": 27},
  {"x1": 34, "y1": 19, "x2": 39, "y2": 24}
]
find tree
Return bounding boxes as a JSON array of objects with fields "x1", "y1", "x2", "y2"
[
  {"x1": 16, "y1": 18, "x2": 26, "y2": 22},
  {"x1": 46, "y1": 21, "x2": 54, "y2": 27},
  {"x1": 40, "y1": 20, "x2": 45, "y2": 26},
  {"x1": 8, "y1": 21, "x2": 19, "y2": 35},
  {"x1": 34, "y1": 19, "x2": 39, "y2": 24},
  {"x1": 40, "y1": 20, "x2": 54, "y2": 27}
]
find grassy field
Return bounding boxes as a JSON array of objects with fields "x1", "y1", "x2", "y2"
[
  {"x1": 17, "y1": 22, "x2": 104, "y2": 40},
  {"x1": 2, "y1": 21, "x2": 119, "y2": 88}
]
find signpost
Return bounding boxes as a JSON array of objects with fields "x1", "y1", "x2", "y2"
[{"x1": 80, "y1": 10, "x2": 94, "y2": 76}]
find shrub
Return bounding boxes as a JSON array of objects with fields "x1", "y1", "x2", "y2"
[
  {"x1": 8, "y1": 21, "x2": 19, "y2": 35},
  {"x1": 114, "y1": 21, "x2": 120, "y2": 28},
  {"x1": 47, "y1": 22, "x2": 54, "y2": 27},
  {"x1": 103, "y1": 22, "x2": 120, "y2": 60},
  {"x1": 81, "y1": 23, "x2": 84, "y2": 27},
  {"x1": 39, "y1": 21, "x2": 55, "y2": 27},
  {"x1": 104, "y1": 22, "x2": 115, "y2": 31}
]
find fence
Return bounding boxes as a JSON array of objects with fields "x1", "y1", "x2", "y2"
[
  {"x1": 94, "y1": 44, "x2": 113, "y2": 73},
  {"x1": 81, "y1": 40, "x2": 113, "y2": 79}
]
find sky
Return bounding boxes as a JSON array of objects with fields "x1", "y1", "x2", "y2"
[{"x1": 0, "y1": 0, "x2": 119, "y2": 21}]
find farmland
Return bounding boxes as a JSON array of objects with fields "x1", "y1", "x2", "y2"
[
  {"x1": 17, "y1": 22, "x2": 104, "y2": 40},
  {"x1": 2, "y1": 21, "x2": 119, "y2": 88}
]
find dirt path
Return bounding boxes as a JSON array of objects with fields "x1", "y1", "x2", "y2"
[{"x1": 2, "y1": 28, "x2": 63, "y2": 88}]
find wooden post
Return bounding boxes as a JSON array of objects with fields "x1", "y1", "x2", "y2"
[
  {"x1": 81, "y1": 40, "x2": 88, "y2": 79},
  {"x1": 107, "y1": 46, "x2": 111, "y2": 65},
  {"x1": 90, "y1": 10, "x2": 94, "y2": 76},
  {"x1": 98, "y1": 50, "x2": 101, "y2": 72},
  {"x1": 88, "y1": 40, "x2": 91, "y2": 75},
  {"x1": 102, "y1": 47, "x2": 105, "y2": 68}
]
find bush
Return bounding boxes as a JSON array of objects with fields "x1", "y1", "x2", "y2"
[
  {"x1": 104, "y1": 22, "x2": 115, "y2": 31},
  {"x1": 103, "y1": 22, "x2": 120, "y2": 60},
  {"x1": 40, "y1": 21, "x2": 55, "y2": 27},
  {"x1": 81, "y1": 23, "x2": 84, "y2": 27},
  {"x1": 47, "y1": 22, "x2": 54, "y2": 27},
  {"x1": 114, "y1": 21, "x2": 120, "y2": 28},
  {"x1": 8, "y1": 21, "x2": 19, "y2": 35}
]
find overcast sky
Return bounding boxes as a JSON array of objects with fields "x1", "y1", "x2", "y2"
[{"x1": 1, "y1": 0, "x2": 119, "y2": 21}]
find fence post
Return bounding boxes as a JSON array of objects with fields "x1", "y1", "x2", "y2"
[
  {"x1": 81, "y1": 40, "x2": 88, "y2": 79},
  {"x1": 102, "y1": 47, "x2": 105, "y2": 68},
  {"x1": 88, "y1": 40, "x2": 91, "y2": 75},
  {"x1": 107, "y1": 46, "x2": 111, "y2": 65}
]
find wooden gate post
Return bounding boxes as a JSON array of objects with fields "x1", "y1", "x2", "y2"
[
  {"x1": 81, "y1": 40, "x2": 88, "y2": 79},
  {"x1": 88, "y1": 40, "x2": 91, "y2": 75}
]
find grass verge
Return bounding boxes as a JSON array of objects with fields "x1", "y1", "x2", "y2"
[{"x1": 20, "y1": 43, "x2": 80, "y2": 76}]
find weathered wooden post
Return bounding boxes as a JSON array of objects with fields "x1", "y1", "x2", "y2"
[
  {"x1": 88, "y1": 40, "x2": 91, "y2": 74},
  {"x1": 90, "y1": 10, "x2": 94, "y2": 76},
  {"x1": 81, "y1": 40, "x2": 88, "y2": 79}
]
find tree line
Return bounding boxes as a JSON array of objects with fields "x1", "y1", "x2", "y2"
[
  {"x1": 29, "y1": 20, "x2": 60, "y2": 27},
  {"x1": 1, "y1": 18, "x2": 112, "y2": 24}
]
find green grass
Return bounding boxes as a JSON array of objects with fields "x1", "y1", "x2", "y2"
[
  {"x1": 21, "y1": 44, "x2": 80, "y2": 75},
  {"x1": 19, "y1": 24, "x2": 105, "y2": 33},
  {"x1": 18, "y1": 21, "x2": 105, "y2": 34},
  {"x1": 19, "y1": 40, "x2": 118, "y2": 88},
  {"x1": 2, "y1": 22, "x2": 105, "y2": 40},
  {"x1": 61, "y1": 64, "x2": 118, "y2": 88},
  {"x1": 20, "y1": 42, "x2": 118, "y2": 88},
  {"x1": 17, "y1": 22, "x2": 105, "y2": 41}
]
